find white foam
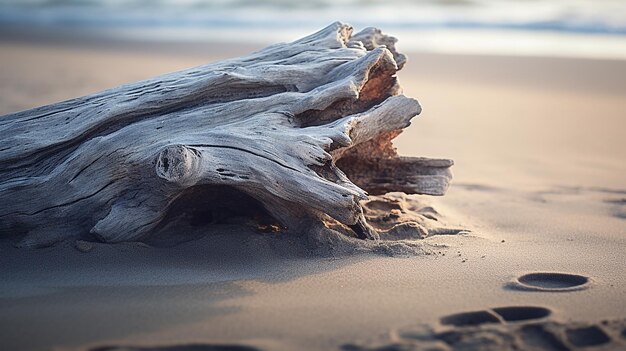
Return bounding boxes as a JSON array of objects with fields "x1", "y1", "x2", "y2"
[{"x1": 2, "y1": 0, "x2": 626, "y2": 59}]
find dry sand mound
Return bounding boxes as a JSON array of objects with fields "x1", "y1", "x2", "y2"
[{"x1": 141, "y1": 192, "x2": 468, "y2": 258}]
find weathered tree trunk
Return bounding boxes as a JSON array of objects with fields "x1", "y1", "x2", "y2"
[{"x1": 0, "y1": 22, "x2": 453, "y2": 248}]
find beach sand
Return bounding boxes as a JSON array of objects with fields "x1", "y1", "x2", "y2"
[{"x1": 0, "y1": 36, "x2": 625, "y2": 351}]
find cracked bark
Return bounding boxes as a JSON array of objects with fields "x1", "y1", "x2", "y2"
[{"x1": 0, "y1": 22, "x2": 453, "y2": 248}]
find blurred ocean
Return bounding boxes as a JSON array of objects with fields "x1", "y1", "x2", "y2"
[{"x1": 1, "y1": 0, "x2": 625, "y2": 59}]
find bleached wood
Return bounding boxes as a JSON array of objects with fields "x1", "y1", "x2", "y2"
[{"x1": 0, "y1": 22, "x2": 453, "y2": 247}]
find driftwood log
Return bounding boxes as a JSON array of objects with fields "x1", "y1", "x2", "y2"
[{"x1": 0, "y1": 22, "x2": 453, "y2": 248}]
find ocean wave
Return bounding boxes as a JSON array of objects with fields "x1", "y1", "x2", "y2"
[{"x1": 0, "y1": 0, "x2": 625, "y2": 36}]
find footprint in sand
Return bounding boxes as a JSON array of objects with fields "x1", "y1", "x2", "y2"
[
  {"x1": 519, "y1": 324, "x2": 570, "y2": 351},
  {"x1": 439, "y1": 309, "x2": 501, "y2": 327},
  {"x1": 509, "y1": 272, "x2": 591, "y2": 292},
  {"x1": 345, "y1": 315, "x2": 626, "y2": 351},
  {"x1": 565, "y1": 325, "x2": 611, "y2": 347},
  {"x1": 91, "y1": 344, "x2": 261, "y2": 351},
  {"x1": 492, "y1": 306, "x2": 554, "y2": 323},
  {"x1": 440, "y1": 306, "x2": 552, "y2": 327}
]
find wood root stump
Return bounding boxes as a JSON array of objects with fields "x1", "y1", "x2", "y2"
[{"x1": 0, "y1": 22, "x2": 454, "y2": 248}]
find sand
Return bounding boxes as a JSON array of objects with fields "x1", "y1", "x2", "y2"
[{"x1": 0, "y1": 34, "x2": 625, "y2": 351}]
